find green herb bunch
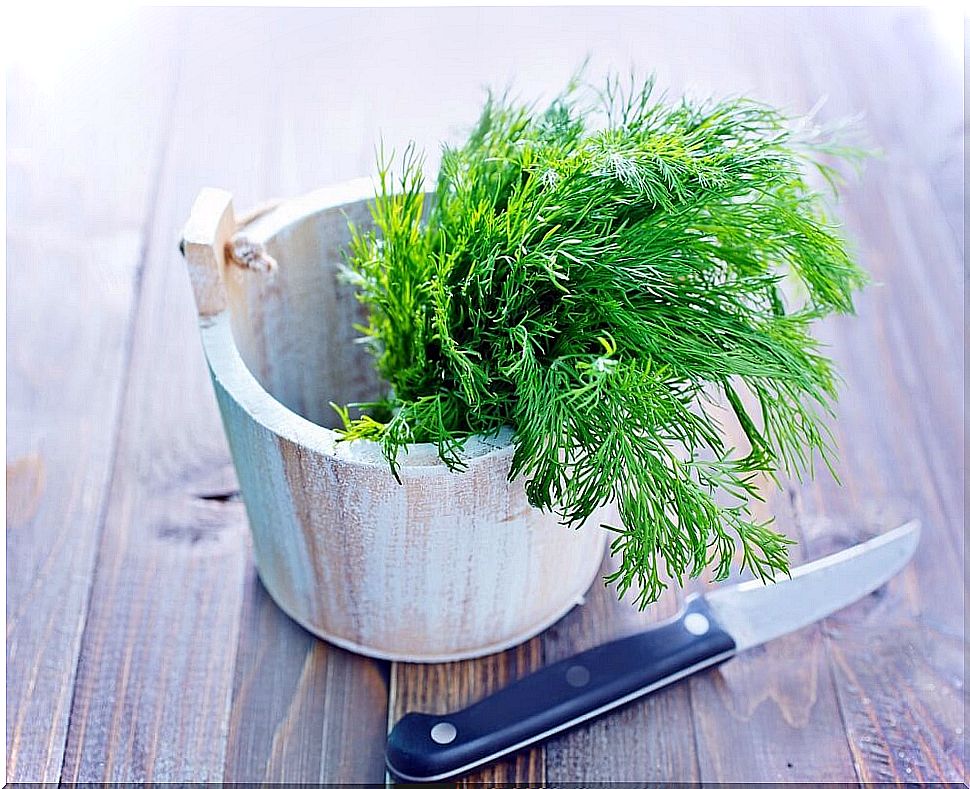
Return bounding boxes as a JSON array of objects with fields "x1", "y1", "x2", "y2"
[{"x1": 335, "y1": 73, "x2": 867, "y2": 607}]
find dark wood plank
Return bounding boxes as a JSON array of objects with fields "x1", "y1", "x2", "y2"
[
  {"x1": 57, "y1": 210, "x2": 249, "y2": 768},
  {"x1": 783, "y1": 8, "x2": 966, "y2": 783},
  {"x1": 223, "y1": 577, "x2": 389, "y2": 783},
  {"x1": 5, "y1": 9, "x2": 180, "y2": 781},
  {"x1": 686, "y1": 486, "x2": 860, "y2": 783},
  {"x1": 802, "y1": 192, "x2": 965, "y2": 782},
  {"x1": 58, "y1": 9, "x2": 274, "y2": 780},
  {"x1": 683, "y1": 10, "x2": 964, "y2": 785}
]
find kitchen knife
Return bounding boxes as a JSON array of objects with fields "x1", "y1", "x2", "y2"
[{"x1": 386, "y1": 520, "x2": 920, "y2": 782}]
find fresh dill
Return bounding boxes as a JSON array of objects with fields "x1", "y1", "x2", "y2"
[{"x1": 335, "y1": 73, "x2": 868, "y2": 607}]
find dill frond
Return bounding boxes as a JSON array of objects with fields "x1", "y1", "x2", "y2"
[{"x1": 337, "y1": 73, "x2": 869, "y2": 607}]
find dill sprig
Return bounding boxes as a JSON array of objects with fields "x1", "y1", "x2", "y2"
[{"x1": 336, "y1": 73, "x2": 868, "y2": 607}]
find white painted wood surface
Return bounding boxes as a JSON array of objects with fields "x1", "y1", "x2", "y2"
[{"x1": 181, "y1": 183, "x2": 607, "y2": 661}]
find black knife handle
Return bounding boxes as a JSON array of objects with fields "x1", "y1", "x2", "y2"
[{"x1": 386, "y1": 595, "x2": 736, "y2": 782}]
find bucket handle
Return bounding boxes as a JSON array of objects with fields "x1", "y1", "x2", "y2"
[
  {"x1": 180, "y1": 188, "x2": 236, "y2": 318},
  {"x1": 180, "y1": 189, "x2": 281, "y2": 319}
]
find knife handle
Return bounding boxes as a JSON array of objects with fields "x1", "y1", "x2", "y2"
[{"x1": 385, "y1": 594, "x2": 736, "y2": 782}]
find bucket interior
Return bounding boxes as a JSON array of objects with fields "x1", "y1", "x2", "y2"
[{"x1": 223, "y1": 196, "x2": 384, "y2": 429}]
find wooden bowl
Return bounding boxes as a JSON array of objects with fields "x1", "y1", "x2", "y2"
[{"x1": 180, "y1": 182, "x2": 608, "y2": 662}]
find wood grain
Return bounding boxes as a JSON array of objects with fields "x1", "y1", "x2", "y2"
[
  {"x1": 542, "y1": 560, "x2": 701, "y2": 782},
  {"x1": 788, "y1": 10, "x2": 966, "y2": 783},
  {"x1": 223, "y1": 576, "x2": 390, "y2": 783},
  {"x1": 388, "y1": 641, "x2": 546, "y2": 785},
  {"x1": 686, "y1": 487, "x2": 859, "y2": 783},
  {"x1": 5, "y1": 8, "x2": 180, "y2": 781},
  {"x1": 57, "y1": 11, "x2": 273, "y2": 779}
]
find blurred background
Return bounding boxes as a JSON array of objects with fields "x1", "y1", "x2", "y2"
[{"x1": 7, "y1": 6, "x2": 965, "y2": 785}]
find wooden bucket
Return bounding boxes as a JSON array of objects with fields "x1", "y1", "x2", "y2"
[{"x1": 180, "y1": 182, "x2": 608, "y2": 662}]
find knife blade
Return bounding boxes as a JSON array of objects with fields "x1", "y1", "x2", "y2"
[{"x1": 386, "y1": 520, "x2": 920, "y2": 783}]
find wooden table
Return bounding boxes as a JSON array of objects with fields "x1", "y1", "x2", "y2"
[{"x1": 7, "y1": 7, "x2": 965, "y2": 784}]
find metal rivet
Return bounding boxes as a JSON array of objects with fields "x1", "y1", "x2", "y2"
[
  {"x1": 430, "y1": 721, "x2": 457, "y2": 744},
  {"x1": 565, "y1": 664, "x2": 591, "y2": 688},
  {"x1": 684, "y1": 612, "x2": 710, "y2": 635}
]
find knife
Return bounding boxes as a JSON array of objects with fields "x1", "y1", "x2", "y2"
[{"x1": 386, "y1": 520, "x2": 920, "y2": 782}]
